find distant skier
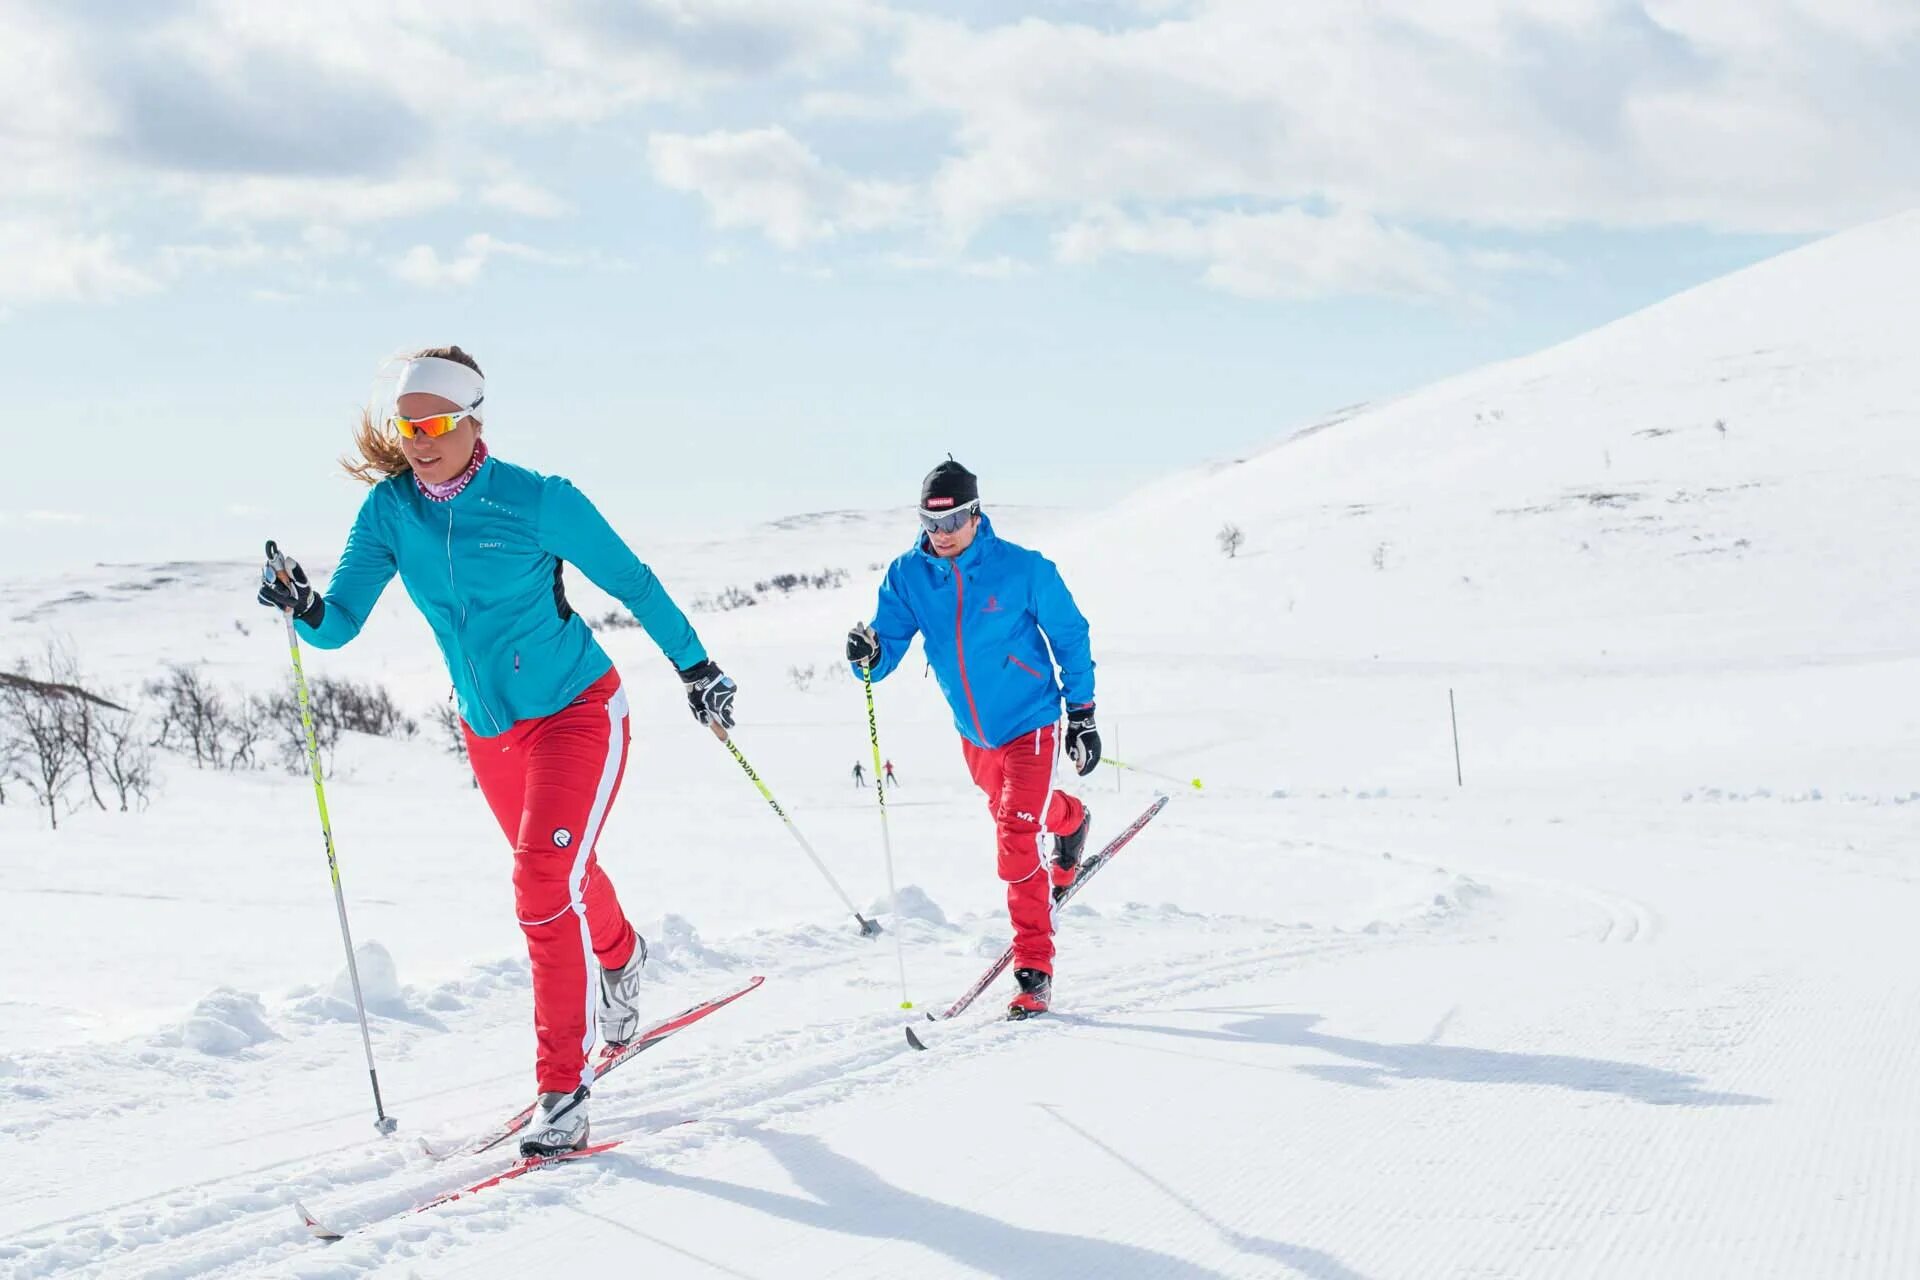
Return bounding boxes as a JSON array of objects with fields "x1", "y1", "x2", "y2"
[
  {"x1": 255, "y1": 346, "x2": 736, "y2": 1157},
  {"x1": 846, "y1": 459, "x2": 1099, "y2": 1019},
  {"x1": 852, "y1": 761, "x2": 866, "y2": 788},
  {"x1": 884, "y1": 760, "x2": 899, "y2": 788}
]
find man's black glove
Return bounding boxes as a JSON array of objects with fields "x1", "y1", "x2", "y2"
[
  {"x1": 1064, "y1": 704, "x2": 1101, "y2": 777},
  {"x1": 846, "y1": 622, "x2": 882, "y2": 670},
  {"x1": 256, "y1": 540, "x2": 324, "y2": 627},
  {"x1": 679, "y1": 659, "x2": 737, "y2": 730}
]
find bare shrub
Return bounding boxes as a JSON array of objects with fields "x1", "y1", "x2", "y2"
[
  {"x1": 97, "y1": 705, "x2": 155, "y2": 811},
  {"x1": 0, "y1": 660, "x2": 90, "y2": 829},
  {"x1": 147, "y1": 664, "x2": 229, "y2": 769},
  {"x1": 1217, "y1": 523, "x2": 1245, "y2": 558},
  {"x1": 313, "y1": 677, "x2": 418, "y2": 740},
  {"x1": 431, "y1": 696, "x2": 469, "y2": 764},
  {"x1": 226, "y1": 695, "x2": 270, "y2": 771}
]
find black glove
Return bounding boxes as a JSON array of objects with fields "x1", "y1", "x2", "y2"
[
  {"x1": 256, "y1": 540, "x2": 324, "y2": 627},
  {"x1": 679, "y1": 659, "x2": 737, "y2": 730},
  {"x1": 846, "y1": 622, "x2": 882, "y2": 670},
  {"x1": 1064, "y1": 704, "x2": 1101, "y2": 777}
]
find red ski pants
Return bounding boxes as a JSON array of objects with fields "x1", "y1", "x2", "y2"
[
  {"x1": 961, "y1": 723, "x2": 1087, "y2": 975},
  {"x1": 465, "y1": 668, "x2": 640, "y2": 1094}
]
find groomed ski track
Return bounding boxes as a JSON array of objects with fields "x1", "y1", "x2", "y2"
[{"x1": 9, "y1": 790, "x2": 1917, "y2": 1278}]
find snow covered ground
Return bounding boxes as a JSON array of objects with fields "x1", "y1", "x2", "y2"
[{"x1": 4, "y1": 213, "x2": 1920, "y2": 1277}]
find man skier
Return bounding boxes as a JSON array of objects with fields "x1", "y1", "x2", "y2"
[
  {"x1": 852, "y1": 761, "x2": 866, "y2": 788},
  {"x1": 846, "y1": 460, "x2": 1100, "y2": 1019},
  {"x1": 884, "y1": 760, "x2": 899, "y2": 788}
]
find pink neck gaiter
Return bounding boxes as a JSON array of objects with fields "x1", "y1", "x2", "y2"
[{"x1": 417, "y1": 438, "x2": 488, "y2": 503}]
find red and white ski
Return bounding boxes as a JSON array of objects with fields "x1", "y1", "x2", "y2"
[
  {"x1": 297, "y1": 975, "x2": 764, "y2": 1242},
  {"x1": 905, "y1": 794, "x2": 1169, "y2": 1049},
  {"x1": 297, "y1": 1139, "x2": 627, "y2": 1241},
  {"x1": 421, "y1": 973, "x2": 765, "y2": 1161}
]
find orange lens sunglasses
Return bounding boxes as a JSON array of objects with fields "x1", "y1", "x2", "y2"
[{"x1": 390, "y1": 399, "x2": 481, "y2": 439}]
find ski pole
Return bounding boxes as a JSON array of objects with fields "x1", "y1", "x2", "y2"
[
  {"x1": 1106, "y1": 756, "x2": 1204, "y2": 792},
  {"x1": 862, "y1": 666, "x2": 913, "y2": 1009},
  {"x1": 266, "y1": 541, "x2": 396, "y2": 1135},
  {"x1": 707, "y1": 723, "x2": 880, "y2": 937}
]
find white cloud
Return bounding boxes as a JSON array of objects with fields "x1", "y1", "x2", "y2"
[
  {"x1": 880, "y1": 251, "x2": 1029, "y2": 279},
  {"x1": 195, "y1": 176, "x2": 463, "y2": 226},
  {"x1": 0, "y1": 220, "x2": 158, "y2": 309},
  {"x1": 1465, "y1": 247, "x2": 1570, "y2": 276},
  {"x1": 480, "y1": 180, "x2": 573, "y2": 218},
  {"x1": 893, "y1": 1, "x2": 1920, "y2": 237},
  {"x1": 391, "y1": 233, "x2": 581, "y2": 288},
  {"x1": 795, "y1": 89, "x2": 924, "y2": 121},
  {"x1": 648, "y1": 127, "x2": 914, "y2": 248},
  {"x1": 1056, "y1": 207, "x2": 1456, "y2": 299}
]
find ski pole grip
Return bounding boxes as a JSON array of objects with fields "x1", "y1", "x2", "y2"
[{"x1": 264, "y1": 539, "x2": 293, "y2": 590}]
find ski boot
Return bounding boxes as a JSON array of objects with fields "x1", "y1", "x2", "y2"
[
  {"x1": 520, "y1": 1085, "x2": 590, "y2": 1158},
  {"x1": 596, "y1": 933, "x2": 649, "y2": 1046},
  {"x1": 1051, "y1": 807, "x2": 1092, "y2": 903},
  {"x1": 1007, "y1": 967, "x2": 1052, "y2": 1020}
]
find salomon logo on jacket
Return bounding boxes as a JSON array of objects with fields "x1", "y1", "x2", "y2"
[{"x1": 854, "y1": 515, "x2": 1094, "y2": 749}]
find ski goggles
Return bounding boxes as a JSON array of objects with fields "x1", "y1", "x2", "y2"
[
  {"x1": 919, "y1": 500, "x2": 980, "y2": 534},
  {"x1": 389, "y1": 398, "x2": 482, "y2": 439}
]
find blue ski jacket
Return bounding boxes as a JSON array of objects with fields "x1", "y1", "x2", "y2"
[
  {"x1": 855, "y1": 516, "x2": 1094, "y2": 749},
  {"x1": 298, "y1": 454, "x2": 706, "y2": 738}
]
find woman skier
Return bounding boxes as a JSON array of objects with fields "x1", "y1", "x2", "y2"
[
  {"x1": 846, "y1": 459, "x2": 1100, "y2": 1019},
  {"x1": 256, "y1": 346, "x2": 736, "y2": 1155}
]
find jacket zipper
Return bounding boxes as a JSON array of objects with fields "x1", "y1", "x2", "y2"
[
  {"x1": 951, "y1": 562, "x2": 988, "y2": 743},
  {"x1": 446, "y1": 504, "x2": 504, "y2": 734},
  {"x1": 1007, "y1": 654, "x2": 1044, "y2": 680}
]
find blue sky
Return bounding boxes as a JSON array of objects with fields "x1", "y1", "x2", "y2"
[{"x1": 3, "y1": 1, "x2": 1914, "y2": 570}]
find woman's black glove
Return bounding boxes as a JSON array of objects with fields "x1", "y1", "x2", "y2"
[
  {"x1": 679, "y1": 659, "x2": 737, "y2": 730},
  {"x1": 256, "y1": 540, "x2": 324, "y2": 627}
]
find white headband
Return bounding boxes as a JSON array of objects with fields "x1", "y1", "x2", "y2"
[{"x1": 395, "y1": 356, "x2": 485, "y2": 420}]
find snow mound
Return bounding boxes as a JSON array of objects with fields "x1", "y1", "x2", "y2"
[
  {"x1": 330, "y1": 940, "x2": 403, "y2": 1010},
  {"x1": 641, "y1": 913, "x2": 732, "y2": 969},
  {"x1": 177, "y1": 989, "x2": 278, "y2": 1056},
  {"x1": 871, "y1": 884, "x2": 947, "y2": 927}
]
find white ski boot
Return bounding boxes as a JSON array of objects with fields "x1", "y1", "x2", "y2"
[
  {"x1": 596, "y1": 933, "x2": 649, "y2": 1046},
  {"x1": 520, "y1": 1085, "x2": 590, "y2": 1157}
]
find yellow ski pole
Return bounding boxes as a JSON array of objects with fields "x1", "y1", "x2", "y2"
[
  {"x1": 707, "y1": 722, "x2": 880, "y2": 937},
  {"x1": 1106, "y1": 756, "x2": 1204, "y2": 792},
  {"x1": 863, "y1": 667, "x2": 913, "y2": 1009},
  {"x1": 266, "y1": 540, "x2": 396, "y2": 1135}
]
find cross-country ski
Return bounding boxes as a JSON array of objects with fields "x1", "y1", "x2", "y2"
[
  {"x1": 298, "y1": 1138, "x2": 628, "y2": 1242},
  {"x1": 906, "y1": 795, "x2": 1170, "y2": 1049},
  {"x1": 419, "y1": 974, "x2": 765, "y2": 1161}
]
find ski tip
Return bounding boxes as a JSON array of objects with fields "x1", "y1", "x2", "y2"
[
  {"x1": 905, "y1": 1025, "x2": 929, "y2": 1051},
  {"x1": 294, "y1": 1201, "x2": 343, "y2": 1242}
]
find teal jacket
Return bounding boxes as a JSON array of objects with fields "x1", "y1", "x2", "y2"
[{"x1": 299, "y1": 454, "x2": 706, "y2": 737}]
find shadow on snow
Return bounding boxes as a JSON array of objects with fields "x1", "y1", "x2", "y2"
[
  {"x1": 621, "y1": 1122, "x2": 1371, "y2": 1280},
  {"x1": 1065, "y1": 1008, "x2": 1770, "y2": 1108}
]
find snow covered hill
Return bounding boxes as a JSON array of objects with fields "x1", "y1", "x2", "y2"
[{"x1": 4, "y1": 215, "x2": 1920, "y2": 1278}]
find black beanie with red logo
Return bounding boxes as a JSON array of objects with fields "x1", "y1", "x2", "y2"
[{"x1": 920, "y1": 459, "x2": 979, "y2": 512}]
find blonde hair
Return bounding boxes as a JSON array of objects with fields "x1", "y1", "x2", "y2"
[{"x1": 341, "y1": 345, "x2": 485, "y2": 486}]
